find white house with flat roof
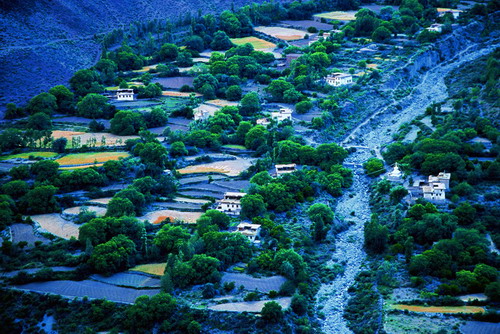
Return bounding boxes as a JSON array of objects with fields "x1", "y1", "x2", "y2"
[
  {"x1": 275, "y1": 164, "x2": 297, "y2": 177},
  {"x1": 271, "y1": 107, "x2": 292, "y2": 122},
  {"x1": 194, "y1": 109, "x2": 215, "y2": 121},
  {"x1": 235, "y1": 222, "x2": 261, "y2": 243},
  {"x1": 216, "y1": 192, "x2": 246, "y2": 216},
  {"x1": 116, "y1": 89, "x2": 135, "y2": 101},
  {"x1": 325, "y1": 73, "x2": 353, "y2": 87}
]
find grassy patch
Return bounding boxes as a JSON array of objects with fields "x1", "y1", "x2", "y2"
[
  {"x1": 222, "y1": 145, "x2": 247, "y2": 150},
  {"x1": 314, "y1": 11, "x2": 356, "y2": 21},
  {"x1": 0, "y1": 151, "x2": 58, "y2": 160},
  {"x1": 130, "y1": 263, "x2": 167, "y2": 276},
  {"x1": 230, "y1": 36, "x2": 276, "y2": 49},
  {"x1": 55, "y1": 152, "x2": 130, "y2": 166}
]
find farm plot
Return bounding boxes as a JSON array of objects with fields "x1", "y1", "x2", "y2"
[
  {"x1": 178, "y1": 190, "x2": 224, "y2": 200},
  {"x1": 391, "y1": 304, "x2": 485, "y2": 314},
  {"x1": 173, "y1": 196, "x2": 211, "y2": 204},
  {"x1": 10, "y1": 224, "x2": 49, "y2": 246},
  {"x1": 111, "y1": 99, "x2": 162, "y2": 110},
  {"x1": 179, "y1": 175, "x2": 226, "y2": 185},
  {"x1": 208, "y1": 297, "x2": 291, "y2": 313},
  {"x1": 31, "y1": 214, "x2": 79, "y2": 239},
  {"x1": 63, "y1": 206, "x2": 107, "y2": 217},
  {"x1": 230, "y1": 37, "x2": 276, "y2": 50},
  {"x1": 139, "y1": 209, "x2": 202, "y2": 224},
  {"x1": 177, "y1": 157, "x2": 254, "y2": 176},
  {"x1": 130, "y1": 263, "x2": 167, "y2": 276},
  {"x1": 206, "y1": 99, "x2": 239, "y2": 107},
  {"x1": 86, "y1": 197, "x2": 112, "y2": 206},
  {"x1": 132, "y1": 64, "x2": 159, "y2": 73},
  {"x1": 15, "y1": 280, "x2": 160, "y2": 304},
  {"x1": 221, "y1": 273, "x2": 286, "y2": 293},
  {"x1": 182, "y1": 183, "x2": 236, "y2": 194},
  {"x1": 52, "y1": 131, "x2": 139, "y2": 147},
  {"x1": 52, "y1": 116, "x2": 111, "y2": 127},
  {"x1": 153, "y1": 77, "x2": 194, "y2": 89},
  {"x1": 255, "y1": 26, "x2": 307, "y2": 41},
  {"x1": 55, "y1": 152, "x2": 130, "y2": 166},
  {"x1": 162, "y1": 91, "x2": 202, "y2": 97},
  {"x1": 313, "y1": 11, "x2": 357, "y2": 21},
  {"x1": 154, "y1": 201, "x2": 203, "y2": 211},
  {"x1": 280, "y1": 20, "x2": 333, "y2": 30},
  {"x1": 212, "y1": 180, "x2": 250, "y2": 192},
  {"x1": 91, "y1": 272, "x2": 161, "y2": 288},
  {"x1": 461, "y1": 321, "x2": 500, "y2": 334},
  {"x1": 384, "y1": 313, "x2": 463, "y2": 334},
  {"x1": 0, "y1": 151, "x2": 57, "y2": 161}
]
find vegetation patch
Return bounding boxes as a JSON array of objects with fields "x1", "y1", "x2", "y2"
[{"x1": 314, "y1": 11, "x2": 357, "y2": 21}]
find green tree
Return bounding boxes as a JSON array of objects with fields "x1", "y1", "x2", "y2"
[
  {"x1": 241, "y1": 194, "x2": 267, "y2": 219},
  {"x1": 239, "y1": 92, "x2": 261, "y2": 116},
  {"x1": 26, "y1": 92, "x2": 57, "y2": 115},
  {"x1": 365, "y1": 219, "x2": 388, "y2": 254},
  {"x1": 390, "y1": 186, "x2": 408, "y2": 203},
  {"x1": 27, "y1": 112, "x2": 52, "y2": 130},
  {"x1": 30, "y1": 160, "x2": 59, "y2": 182},
  {"x1": 201, "y1": 210, "x2": 230, "y2": 229},
  {"x1": 295, "y1": 100, "x2": 313, "y2": 114},
  {"x1": 110, "y1": 110, "x2": 145, "y2": 135},
  {"x1": 245, "y1": 125, "x2": 268, "y2": 150},
  {"x1": 250, "y1": 171, "x2": 272, "y2": 186},
  {"x1": 52, "y1": 137, "x2": 67, "y2": 153},
  {"x1": 363, "y1": 158, "x2": 385, "y2": 176},
  {"x1": 158, "y1": 43, "x2": 179, "y2": 61},
  {"x1": 77, "y1": 93, "x2": 115, "y2": 119},
  {"x1": 261, "y1": 301, "x2": 283, "y2": 322},
  {"x1": 106, "y1": 197, "x2": 135, "y2": 217},
  {"x1": 266, "y1": 80, "x2": 294, "y2": 102},
  {"x1": 23, "y1": 185, "x2": 59, "y2": 214},
  {"x1": 453, "y1": 202, "x2": 476, "y2": 225},
  {"x1": 89, "y1": 234, "x2": 136, "y2": 274},
  {"x1": 169, "y1": 141, "x2": 188, "y2": 157},
  {"x1": 226, "y1": 85, "x2": 242, "y2": 101},
  {"x1": 372, "y1": 26, "x2": 392, "y2": 42},
  {"x1": 211, "y1": 30, "x2": 234, "y2": 50},
  {"x1": 154, "y1": 225, "x2": 190, "y2": 254},
  {"x1": 307, "y1": 203, "x2": 334, "y2": 226},
  {"x1": 2, "y1": 180, "x2": 29, "y2": 199},
  {"x1": 48, "y1": 85, "x2": 75, "y2": 113},
  {"x1": 291, "y1": 294, "x2": 308, "y2": 315},
  {"x1": 69, "y1": 69, "x2": 103, "y2": 96},
  {"x1": 176, "y1": 51, "x2": 194, "y2": 67}
]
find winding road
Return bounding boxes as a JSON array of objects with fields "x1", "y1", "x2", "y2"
[{"x1": 316, "y1": 40, "x2": 500, "y2": 333}]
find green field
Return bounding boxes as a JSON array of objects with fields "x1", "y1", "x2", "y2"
[
  {"x1": 55, "y1": 152, "x2": 130, "y2": 166},
  {"x1": 222, "y1": 144, "x2": 247, "y2": 150},
  {"x1": 0, "y1": 152, "x2": 58, "y2": 161},
  {"x1": 314, "y1": 11, "x2": 356, "y2": 21}
]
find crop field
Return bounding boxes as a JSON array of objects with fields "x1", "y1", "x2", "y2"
[
  {"x1": 139, "y1": 209, "x2": 202, "y2": 224},
  {"x1": 314, "y1": 11, "x2": 357, "y2": 21},
  {"x1": 177, "y1": 157, "x2": 254, "y2": 176},
  {"x1": 152, "y1": 77, "x2": 194, "y2": 89},
  {"x1": 457, "y1": 293, "x2": 488, "y2": 302},
  {"x1": 179, "y1": 175, "x2": 226, "y2": 185},
  {"x1": 51, "y1": 130, "x2": 139, "y2": 147},
  {"x1": 91, "y1": 272, "x2": 161, "y2": 288},
  {"x1": 53, "y1": 116, "x2": 111, "y2": 127},
  {"x1": 206, "y1": 99, "x2": 239, "y2": 107},
  {"x1": 384, "y1": 313, "x2": 464, "y2": 334},
  {"x1": 10, "y1": 224, "x2": 49, "y2": 246},
  {"x1": 391, "y1": 304, "x2": 485, "y2": 314},
  {"x1": 15, "y1": 280, "x2": 160, "y2": 304},
  {"x1": 154, "y1": 202, "x2": 203, "y2": 211},
  {"x1": 212, "y1": 180, "x2": 250, "y2": 191},
  {"x1": 280, "y1": 20, "x2": 333, "y2": 30},
  {"x1": 230, "y1": 36, "x2": 276, "y2": 50},
  {"x1": 0, "y1": 151, "x2": 57, "y2": 161},
  {"x1": 30, "y1": 214, "x2": 80, "y2": 239},
  {"x1": 132, "y1": 64, "x2": 159, "y2": 73},
  {"x1": 221, "y1": 273, "x2": 286, "y2": 293},
  {"x1": 55, "y1": 152, "x2": 130, "y2": 166},
  {"x1": 222, "y1": 145, "x2": 247, "y2": 150},
  {"x1": 208, "y1": 297, "x2": 291, "y2": 313},
  {"x1": 178, "y1": 190, "x2": 224, "y2": 200},
  {"x1": 130, "y1": 263, "x2": 167, "y2": 276},
  {"x1": 62, "y1": 206, "x2": 107, "y2": 217},
  {"x1": 461, "y1": 321, "x2": 500, "y2": 334},
  {"x1": 182, "y1": 183, "x2": 234, "y2": 194},
  {"x1": 254, "y1": 26, "x2": 307, "y2": 41}
]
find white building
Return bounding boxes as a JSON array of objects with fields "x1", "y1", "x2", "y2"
[
  {"x1": 325, "y1": 73, "x2": 353, "y2": 87},
  {"x1": 216, "y1": 192, "x2": 246, "y2": 216},
  {"x1": 256, "y1": 118, "x2": 271, "y2": 126},
  {"x1": 428, "y1": 172, "x2": 451, "y2": 190},
  {"x1": 116, "y1": 89, "x2": 135, "y2": 101},
  {"x1": 270, "y1": 107, "x2": 292, "y2": 122},
  {"x1": 235, "y1": 222, "x2": 261, "y2": 243},
  {"x1": 426, "y1": 23, "x2": 443, "y2": 33},
  {"x1": 422, "y1": 182, "x2": 446, "y2": 201},
  {"x1": 275, "y1": 163, "x2": 297, "y2": 177},
  {"x1": 194, "y1": 109, "x2": 215, "y2": 121}
]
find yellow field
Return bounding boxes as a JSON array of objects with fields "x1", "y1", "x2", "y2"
[
  {"x1": 230, "y1": 36, "x2": 276, "y2": 50},
  {"x1": 52, "y1": 130, "x2": 139, "y2": 147},
  {"x1": 55, "y1": 152, "x2": 130, "y2": 166},
  {"x1": 0, "y1": 151, "x2": 58, "y2": 160},
  {"x1": 254, "y1": 26, "x2": 307, "y2": 41},
  {"x1": 162, "y1": 91, "x2": 203, "y2": 97},
  {"x1": 132, "y1": 64, "x2": 159, "y2": 73},
  {"x1": 391, "y1": 304, "x2": 485, "y2": 314},
  {"x1": 130, "y1": 263, "x2": 167, "y2": 276},
  {"x1": 314, "y1": 11, "x2": 357, "y2": 21}
]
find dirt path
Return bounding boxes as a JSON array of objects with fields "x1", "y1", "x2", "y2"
[{"x1": 316, "y1": 41, "x2": 499, "y2": 334}]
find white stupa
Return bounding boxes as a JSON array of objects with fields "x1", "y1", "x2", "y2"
[{"x1": 387, "y1": 163, "x2": 402, "y2": 181}]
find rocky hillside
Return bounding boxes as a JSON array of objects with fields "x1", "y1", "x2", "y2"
[{"x1": 0, "y1": 0, "x2": 291, "y2": 109}]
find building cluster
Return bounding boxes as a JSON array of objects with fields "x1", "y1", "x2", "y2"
[
  {"x1": 256, "y1": 107, "x2": 293, "y2": 126},
  {"x1": 411, "y1": 172, "x2": 451, "y2": 202}
]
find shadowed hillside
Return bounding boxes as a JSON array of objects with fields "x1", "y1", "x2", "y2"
[{"x1": 0, "y1": 0, "x2": 291, "y2": 109}]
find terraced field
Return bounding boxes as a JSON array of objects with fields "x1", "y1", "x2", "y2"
[
  {"x1": 208, "y1": 297, "x2": 291, "y2": 313},
  {"x1": 221, "y1": 273, "x2": 286, "y2": 293},
  {"x1": 31, "y1": 214, "x2": 80, "y2": 239},
  {"x1": 15, "y1": 280, "x2": 160, "y2": 304},
  {"x1": 230, "y1": 36, "x2": 276, "y2": 50},
  {"x1": 0, "y1": 152, "x2": 58, "y2": 161},
  {"x1": 90, "y1": 272, "x2": 161, "y2": 288},
  {"x1": 55, "y1": 152, "x2": 130, "y2": 166},
  {"x1": 130, "y1": 263, "x2": 167, "y2": 276},
  {"x1": 10, "y1": 224, "x2": 49, "y2": 246}
]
